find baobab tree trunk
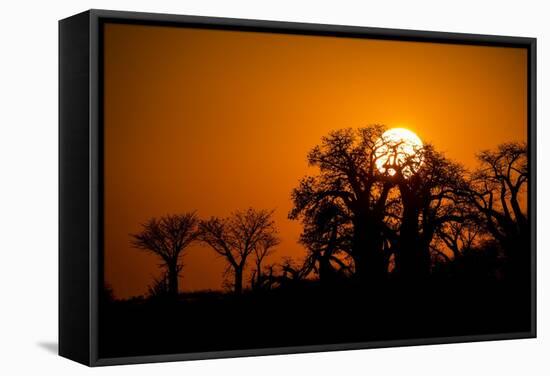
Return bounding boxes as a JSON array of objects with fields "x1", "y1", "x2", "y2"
[
  {"x1": 168, "y1": 264, "x2": 179, "y2": 297},
  {"x1": 394, "y1": 206, "x2": 430, "y2": 280},
  {"x1": 318, "y1": 252, "x2": 334, "y2": 284},
  {"x1": 352, "y1": 217, "x2": 387, "y2": 286},
  {"x1": 234, "y1": 267, "x2": 244, "y2": 294}
]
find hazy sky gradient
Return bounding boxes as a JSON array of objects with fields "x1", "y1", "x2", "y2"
[{"x1": 103, "y1": 23, "x2": 527, "y2": 298}]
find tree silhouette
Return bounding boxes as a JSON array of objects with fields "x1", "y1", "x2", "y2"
[
  {"x1": 435, "y1": 217, "x2": 481, "y2": 261},
  {"x1": 199, "y1": 208, "x2": 278, "y2": 294},
  {"x1": 290, "y1": 126, "x2": 484, "y2": 283},
  {"x1": 466, "y1": 142, "x2": 528, "y2": 279},
  {"x1": 251, "y1": 233, "x2": 280, "y2": 290},
  {"x1": 131, "y1": 213, "x2": 199, "y2": 297},
  {"x1": 299, "y1": 201, "x2": 353, "y2": 283},
  {"x1": 381, "y1": 145, "x2": 470, "y2": 280},
  {"x1": 277, "y1": 257, "x2": 311, "y2": 287},
  {"x1": 290, "y1": 126, "x2": 394, "y2": 285}
]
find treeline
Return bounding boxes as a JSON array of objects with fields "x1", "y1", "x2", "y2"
[
  {"x1": 289, "y1": 126, "x2": 528, "y2": 287},
  {"x1": 130, "y1": 208, "x2": 279, "y2": 297},
  {"x1": 127, "y1": 125, "x2": 528, "y2": 299}
]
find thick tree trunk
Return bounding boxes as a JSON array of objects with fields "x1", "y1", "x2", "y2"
[
  {"x1": 168, "y1": 264, "x2": 179, "y2": 297},
  {"x1": 234, "y1": 267, "x2": 243, "y2": 294},
  {"x1": 352, "y1": 218, "x2": 387, "y2": 285},
  {"x1": 318, "y1": 252, "x2": 334, "y2": 284},
  {"x1": 394, "y1": 206, "x2": 430, "y2": 280}
]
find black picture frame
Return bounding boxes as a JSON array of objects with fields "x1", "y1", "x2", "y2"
[{"x1": 59, "y1": 9, "x2": 537, "y2": 367}]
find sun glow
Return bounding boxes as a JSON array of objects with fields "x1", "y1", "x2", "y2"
[{"x1": 374, "y1": 128, "x2": 424, "y2": 177}]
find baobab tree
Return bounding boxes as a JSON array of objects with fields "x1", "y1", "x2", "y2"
[
  {"x1": 130, "y1": 212, "x2": 199, "y2": 297},
  {"x1": 466, "y1": 142, "x2": 528, "y2": 279},
  {"x1": 298, "y1": 201, "x2": 354, "y2": 283},
  {"x1": 290, "y1": 126, "x2": 395, "y2": 285},
  {"x1": 199, "y1": 208, "x2": 278, "y2": 294},
  {"x1": 435, "y1": 217, "x2": 482, "y2": 261},
  {"x1": 381, "y1": 145, "x2": 469, "y2": 280},
  {"x1": 251, "y1": 232, "x2": 280, "y2": 290}
]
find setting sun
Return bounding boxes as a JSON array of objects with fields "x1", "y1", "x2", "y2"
[{"x1": 375, "y1": 128, "x2": 424, "y2": 177}]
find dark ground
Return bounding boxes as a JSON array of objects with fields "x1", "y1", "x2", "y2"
[{"x1": 99, "y1": 272, "x2": 532, "y2": 359}]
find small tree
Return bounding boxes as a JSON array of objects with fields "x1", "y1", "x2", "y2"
[
  {"x1": 299, "y1": 201, "x2": 353, "y2": 283},
  {"x1": 199, "y1": 208, "x2": 277, "y2": 294},
  {"x1": 131, "y1": 213, "x2": 199, "y2": 297},
  {"x1": 251, "y1": 233, "x2": 280, "y2": 289}
]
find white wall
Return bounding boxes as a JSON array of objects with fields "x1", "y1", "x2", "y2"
[{"x1": 0, "y1": 0, "x2": 547, "y2": 374}]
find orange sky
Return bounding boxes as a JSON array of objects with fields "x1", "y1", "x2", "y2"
[{"x1": 103, "y1": 22, "x2": 527, "y2": 298}]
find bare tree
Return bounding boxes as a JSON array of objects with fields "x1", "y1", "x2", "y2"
[
  {"x1": 290, "y1": 126, "x2": 395, "y2": 285},
  {"x1": 436, "y1": 218, "x2": 482, "y2": 260},
  {"x1": 386, "y1": 146, "x2": 470, "y2": 279},
  {"x1": 299, "y1": 201, "x2": 354, "y2": 283},
  {"x1": 199, "y1": 208, "x2": 278, "y2": 294},
  {"x1": 466, "y1": 142, "x2": 528, "y2": 277},
  {"x1": 251, "y1": 233, "x2": 280, "y2": 289},
  {"x1": 131, "y1": 213, "x2": 199, "y2": 297}
]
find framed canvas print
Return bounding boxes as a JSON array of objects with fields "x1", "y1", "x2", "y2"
[{"x1": 59, "y1": 9, "x2": 536, "y2": 366}]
